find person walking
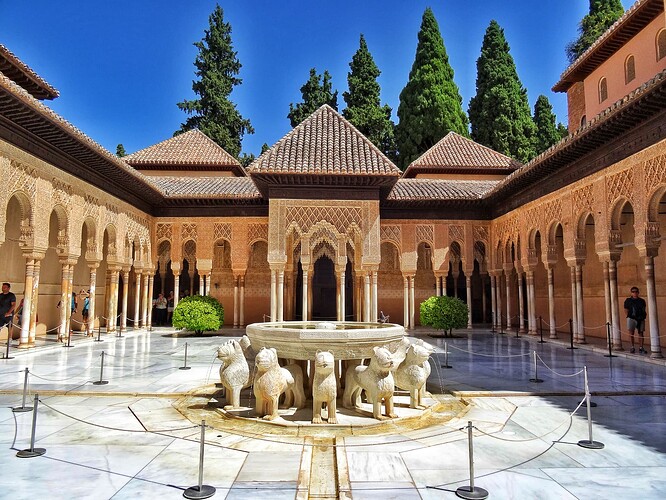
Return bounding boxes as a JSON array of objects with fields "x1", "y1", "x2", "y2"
[
  {"x1": 0, "y1": 283, "x2": 17, "y2": 342},
  {"x1": 624, "y1": 286, "x2": 647, "y2": 354}
]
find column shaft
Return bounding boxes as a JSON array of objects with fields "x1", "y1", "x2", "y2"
[
  {"x1": 277, "y1": 270, "x2": 284, "y2": 322},
  {"x1": 645, "y1": 256, "x2": 662, "y2": 358},
  {"x1": 29, "y1": 259, "x2": 41, "y2": 344},
  {"x1": 575, "y1": 265, "x2": 585, "y2": 344},
  {"x1": 121, "y1": 271, "x2": 129, "y2": 331},
  {"x1": 547, "y1": 268, "x2": 557, "y2": 338},
  {"x1": 517, "y1": 272, "x2": 525, "y2": 333},
  {"x1": 19, "y1": 259, "x2": 35, "y2": 347},
  {"x1": 609, "y1": 260, "x2": 622, "y2": 349},
  {"x1": 466, "y1": 275, "x2": 472, "y2": 329}
]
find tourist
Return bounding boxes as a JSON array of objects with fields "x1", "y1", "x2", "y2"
[
  {"x1": 155, "y1": 292, "x2": 167, "y2": 326},
  {"x1": 80, "y1": 289, "x2": 91, "y2": 336},
  {"x1": 624, "y1": 286, "x2": 647, "y2": 354},
  {"x1": 0, "y1": 283, "x2": 17, "y2": 333},
  {"x1": 166, "y1": 291, "x2": 174, "y2": 325}
]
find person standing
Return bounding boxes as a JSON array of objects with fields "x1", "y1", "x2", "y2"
[
  {"x1": 155, "y1": 292, "x2": 167, "y2": 326},
  {"x1": 0, "y1": 283, "x2": 17, "y2": 339},
  {"x1": 624, "y1": 286, "x2": 647, "y2": 354},
  {"x1": 81, "y1": 289, "x2": 91, "y2": 336},
  {"x1": 166, "y1": 291, "x2": 174, "y2": 325}
]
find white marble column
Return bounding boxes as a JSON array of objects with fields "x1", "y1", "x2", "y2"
[
  {"x1": 409, "y1": 275, "x2": 415, "y2": 330},
  {"x1": 339, "y1": 269, "x2": 346, "y2": 321},
  {"x1": 363, "y1": 273, "x2": 370, "y2": 322},
  {"x1": 371, "y1": 271, "x2": 378, "y2": 322},
  {"x1": 108, "y1": 268, "x2": 120, "y2": 333},
  {"x1": 496, "y1": 273, "x2": 503, "y2": 330},
  {"x1": 57, "y1": 261, "x2": 68, "y2": 341},
  {"x1": 403, "y1": 276, "x2": 409, "y2": 328},
  {"x1": 517, "y1": 271, "x2": 525, "y2": 333},
  {"x1": 147, "y1": 274, "x2": 154, "y2": 330},
  {"x1": 547, "y1": 267, "x2": 557, "y2": 338},
  {"x1": 134, "y1": 271, "x2": 142, "y2": 328},
  {"x1": 466, "y1": 275, "x2": 472, "y2": 329},
  {"x1": 277, "y1": 269, "x2": 284, "y2": 322},
  {"x1": 88, "y1": 264, "x2": 98, "y2": 335},
  {"x1": 19, "y1": 257, "x2": 35, "y2": 348},
  {"x1": 28, "y1": 258, "x2": 42, "y2": 344},
  {"x1": 490, "y1": 274, "x2": 497, "y2": 328},
  {"x1": 645, "y1": 255, "x2": 662, "y2": 358},
  {"x1": 505, "y1": 271, "x2": 512, "y2": 331},
  {"x1": 569, "y1": 266, "x2": 578, "y2": 341},
  {"x1": 121, "y1": 270, "x2": 130, "y2": 332},
  {"x1": 233, "y1": 276, "x2": 239, "y2": 328},
  {"x1": 482, "y1": 274, "x2": 487, "y2": 323},
  {"x1": 199, "y1": 275, "x2": 205, "y2": 296},
  {"x1": 302, "y1": 267, "x2": 309, "y2": 321},
  {"x1": 435, "y1": 274, "x2": 441, "y2": 297},
  {"x1": 65, "y1": 264, "x2": 74, "y2": 338},
  {"x1": 141, "y1": 273, "x2": 149, "y2": 328},
  {"x1": 602, "y1": 261, "x2": 612, "y2": 328},
  {"x1": 206, "y1": 271, "x2": 212, "y2": 296},
  {"x1": 270, "y1": 269, "x2": 277, "y2": 321},
  {"x1": 172, "y1": 272, "x2": 180, "y2": 309},
  {"x1": 608, "y1": 259, "x2": 621, "y2": 349},
  {"x1": 239, "y1": 276, "x2": 245, "y2": 327},
  {"x1": 575, "y1": 264, "x2": 585, "y2": 344}
]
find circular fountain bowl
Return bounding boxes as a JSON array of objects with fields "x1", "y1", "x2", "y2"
[{"x1": 245, "y1": 321, "x2": 406, "y2": 360}]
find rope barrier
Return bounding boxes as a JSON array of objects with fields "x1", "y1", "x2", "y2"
[
  {"x1": 27, "y1": 360, "x2": 96, "y2": 382},
  {"x1": 535, "y1": 353, "x2": 585, "y2": 378},
  {"x1": 0, "y1": 369, "x2": 23, "y2": 376},
  {"x1": 446, "y1": 344, "x2": 532, "y2": 358}
]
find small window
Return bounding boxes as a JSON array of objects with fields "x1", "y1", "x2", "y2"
[
  {"x1": 598, "y1": 77, "x2": 608, "y2": 103},
  {"x1": 580, "y1": 115, "x2": 587, "y2": 127},
  {"x1": 625, "y1": 55, "x2": 635, "y2": 84},
  {"x1": 657, "y1": 29, "x2": 666, "y2": 61}
]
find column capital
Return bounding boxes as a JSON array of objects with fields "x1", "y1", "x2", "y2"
[
  {"x1": 86, "y1": 259, "x2": 101, "y2": 269},
  {"x1": 58, "y1": 256, "x2": 77, "y2": 266},
  {"x1": 23, "y1": 250, "x2": 46, "y2": 261}
]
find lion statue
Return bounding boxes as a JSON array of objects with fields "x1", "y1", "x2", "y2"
[
  {"x1": 394, "y1": 339, "x2": 434, "y2": 409},
  {"x1": 217, "y1": 339, "x2": 250, "y2": 409},
  {"x1": 253, "y1": 347, "x2": 306, "y2": 420},
  {"x1": 312, "y1": 351, "x2": 337, "y2": 424},
  {"x1": 342, "y1": 346, "x2": 397, "y2": 420}
]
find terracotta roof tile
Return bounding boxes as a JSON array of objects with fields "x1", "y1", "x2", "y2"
[
  {"x1": 144, "y1": 175, "x2": 261, "y2": 199},
  {"x1": 388, "y1": 178, "x2": 499, "y2": 201},
  {"x1": 247, "y1": 105, "x2": 401, "y2": 177},
  {"x1": 0, "y1": 44, "x2": 59, "y2": 100},
  {"x1": 404, "y1": 132, "x2": 521, "y2": 176},
  {"x1": 124, "y1": 129, "x2": 242, "y2": 171}
]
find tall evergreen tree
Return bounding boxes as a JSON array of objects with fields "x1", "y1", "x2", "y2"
[
  {"x1": 557, "y1": 123, "x2": 569, "y2": 139},
  {"x1": 395, "y1": 8, "x2": 468, "y2": 169},
  {"x1": 342, "y1": 34, "x2": 396, "y2": 159},
  {"x1": 468, "y1": 20, "x2": 536, "y2": 163},
  {"x1": 566, "y1": 0, "x2": 624, "y2": 63},
  {"x1": 533, "y1": 95, "x2": 561, "y2": 155},
  {"x1": 176, "y1": 4, "x2": 253, "y2": 158},
  {"x1": 288, "y1": 68, "x2": 338, "y2": 127},
  {"x1": 116, "y1": 143, "x2": 126, "y2": 158}
]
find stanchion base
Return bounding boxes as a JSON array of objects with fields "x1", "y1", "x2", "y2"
[
  {"x1": 12, "y1": 406, "x2": 32, "y2": 413},
  {"x1": 2, "y1": 355, "x2": 15, "y2": 360},
  {"x1": 603, "y1": 354, "x2": 617, "y2": 358},
  {"x1": 16, "y1": 447, "x2": 46, "y2": 458},
  {"x1": 63, "y1": 345, "x2": 75, "y2": 348},
  {"x1": 578, "y1": 439, "x2": 604, "y2": 449},
  {"x1": 529, "y1": 378, "x2": 544, "y2": 383},
  {"x1": 441, "y1": 365, "x2": 453, "y2": 369},
  {"x1": 566, "y1": 347, "x2": 578, "y2": 350},
  {"x1": 538, "y1": 340, "x2": 547, "y2": 344},
  {"x1": 183, "y1": 484, "x2": 216, "y2": 499},
  {"x1": 179, "y1": 366, "x2": 192, "y2": 371},
  {"x1": 455, "y1": 486, "x2": 489, "y2": 499},
  {"x1": 93, "y1": 380, "x2": 109, "y2": 385},
  {"x1": 94, "y1": 339, "x2": 104, "y2": 342}
]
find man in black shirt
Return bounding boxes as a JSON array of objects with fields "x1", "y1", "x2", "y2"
[
  {"x1": 624, "y1": 286, "x2": 647, "y2": 354},
  {"x1": 0, "y1": 282, "x2": 17, "y2": 330}
]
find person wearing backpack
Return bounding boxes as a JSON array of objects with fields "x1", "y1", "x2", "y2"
[{"x1": 624, "y1": 287, "x2": 647, "y2": 354}]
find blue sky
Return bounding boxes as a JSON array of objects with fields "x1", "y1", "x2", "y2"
[{"x1": 2, "y1": 0, "x2": 634, "y2": 158}]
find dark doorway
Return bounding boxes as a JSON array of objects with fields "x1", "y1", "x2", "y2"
[{"x1": 312, "y1": 256, "x2": 336, "y2": 320}]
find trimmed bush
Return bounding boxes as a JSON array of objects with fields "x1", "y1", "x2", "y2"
[
  {"x1": 172, "y1": 295, "x2": 224, "y2": 335},
  {"x1": 419, "y1": 296, "x2": 468, "y2": 337}
]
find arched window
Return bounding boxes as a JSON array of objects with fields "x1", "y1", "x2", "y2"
[
  {"x1": 598, "y1": 77, "x2": 608, "y2": 103},
  {"x1": 657, "y1": 29, "x2": 666, "y2": 61},
  {"x1": 580, "y1": 115, "x2": 587, "y2": 127},
  {"x1": 625, "y1": 55, "x2": 635, "y2": 84}
]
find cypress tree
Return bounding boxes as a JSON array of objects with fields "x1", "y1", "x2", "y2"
[
  {"x1": 468, "y1": 20, "x2": 536, "y2": 163},
  {"x1": 395, "y1": 8, "x2": 468, "y2": 170},
  {"x1": 566, "y1": 0, "x2": 624, "y2": 63},
  {"x1": 116, "y1": 143, "x2": 126, "y2": 158},
  {"x1": 342, "y1": 34, "x2": 396, "y2": 159},
  {"x1": 557, "y1": 123, "x2": 569, "y2": 139},
  {"x1": 288, "y1": 68, "x2": 338, "y2": 127},
  {"x1": 533, "y1": 95, "x2": 561, "y2": 155},
  {"x1": 176, "y1": 4, "x2": 253, "y2": 158}
]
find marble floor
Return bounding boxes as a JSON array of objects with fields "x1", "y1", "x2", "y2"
[{"x1": 2, "y1": 326, "x2": 666, "y2": 499}]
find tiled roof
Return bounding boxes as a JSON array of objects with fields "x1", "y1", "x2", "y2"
[
  {"x1": 0, "y1": 44, "x2": 59, "y2": 100},
  {"x1": 403, "y1": 132, "x2": 521, "y2": 176},
  {"x1": 124, "y1": 129, "x2": 243, "y2": 172},
  {"x1": 388, "y1": 179, "x2": 499, "y2": 201},
  {"x1": 144, "y1": 175, "x2": 261, "y2": 199},
  {"x1": 247, "y1": 105, "x2": 401, "y2": 177}
]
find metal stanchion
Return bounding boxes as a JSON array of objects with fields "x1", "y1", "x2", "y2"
[
  {"x1": 93, "y1": 351, "x2": 109, "y2": 385},
  {"x1": 183, "y1": 420, "x2": 216, "y2": 499},
  {"x1": 499, "y1": 318, "x2": 505, "y2": 335},
  {"x1": 94, "y1": 325, "x2": 103, "y2": 342},
  {"x1": 538, "y1": 316, "x2": 546, "y2": 343},
  {"x1": 441, "y1": 341, "x2": 452, "y2": 369},
  {"x1": 578, "y1": 367, "x2": 604, "y2": 449},
  {"x1": 455, "y1": 421, "x2": 488, "y2": 499},
  {"x1": 180, "y1": 342, "x2": 191, "y2": 370},
  {"x1": 604, "y1": 322, "x2": 616, "y2": 358},
  {"x1": 515, "y1": 320, "x2": 520, "y2": 338},
  {"x1": 63, "y1": 327, "x2": 74, "y2": 348},
  {"x1": 16, "y1": 395, "x2": 46, "y2": 458},
  {"x1": 529, "y1": 350, "x2": 543, "y2": 383},
  {"x1": 13, "y1": 367, "x2": 32, "y2": 413},
  {"x1": 566, "y1": 319, "x2": 577, "y2": 350},
  {"x1": 3, "y1": 322, "x2": 15, "y2": 359}
]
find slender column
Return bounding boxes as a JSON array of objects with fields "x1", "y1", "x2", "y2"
[
  {"x1": 435, "y1": 274, "x2": 441, "y2": 297},
  {"x1": 442, "y1": 273, "x2": 448, "y2": 296},
  {"x1": 336, "y1": 270, "x2": 341, "y2": 321},
  {"x1": 270, "y1": 269, "x2": 277, "y2": 321},
  {"x1": 466, "y1": 275, "x2": 472, "y2": 329},
  {"x1": 28, "y1": 259, "x2": 42, "y2": 344},
  {"x1": 239, "y1": 275, "x2": 245, "y2": 327},
  {"x1": 233, "y1": 276, "x2": 239, "y2": 328},
  {"x1": 121, "y1": 270, "x2": 130, "y2": 331},
  {"x1": 199, "y1": 275, "x2": 205, "y2": 296},
  {"x1": 530, "y1": 271, "x2": 538, "y2": 335},
  {"x1": 505, "y1": 271, "x2": 512, "y2": 331},
  {"x1": 206, "y1": 271, "x2": 212, "y2": 296},
  {"x1": 517, "y1": 271, "x2": 525, "y2": 333},
  {"x1": 602, "y1": 262, "x2": 612, "y2": 327},
  {"x1": 339, "y1": 269, "x2": 346, "y2": 321},
  {"x1": 496, "y1": 273, "x2": 503, "y2": 329},
  {"x1": 645, "y1": 256, "x2": 662, "y2": 358},
  {"x1": 134, "y1": 271, "x2": 142, "y2": 328},
  {"x1": 547, "y1": 267, "x2": 557, "y2": 338},
  {"x1": 569, "y1": 266, "x2": 578, "y2": 341},
  {"x1": 58, "y1": 262, "x2": 68, "y2": 341},
  {"x1": 403, "y1": 276, "x2": 409, "y2": 328},
  {"x1": 302, "y1": 267, "x2": 309, "y2": 322},
  {"x1": 490, "y1": 274, "x2": 497, "y2": 328},
  {"x1": 482, "y1": 274, "x2": 487, "y2": 323},
  {"x1": 65, "y1": 264, "x2": 74, "y2": 338},
  {"x1": 88, "y1": 264, "x2": 98, "y2": 335},
  {"x1": 575, "y1": 264, "x2": 585, "y2": 344},
  {"x1": 172, "y1": 272, "x2": 180, "y2": 309},
  {"x1": 277, "y1": 270, "x2": 284, "y2": 322},
  {"x1": 608, "y1": 259, "x2": 622, "y2": 349},
  {"x1": 363, "y1": 273, "x2": 371, "y2": 322},
  {"x1": 108, "y1": 268, "x2": 120, "y2": 333},
  {"x1": 147, "y1": 274, "x2": 154, "y2": 330},
  {"x1": 141, "y1": 273, "x2": 149, "y2": 328},
  {"x1": 409, "y1": 275, "x2": 415, "y2": 330},
  {"x1": 19, "y1": 258, "x2": 35, "y2": 348},
  {"x1": 307, "y1": 273, "x2": 313, "y2": 319},
  {"x1": 371, "y1": 271, "x2": 378, "y2": 322}
]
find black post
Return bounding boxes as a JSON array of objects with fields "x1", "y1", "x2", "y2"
[
  {"x1": 4, "y1": 321, "x2": 14, "y2": 359},
  {"x1": 567, "y1": 318, "x2": 577, "y2": 350},
  {"x1": 604, "y1": 322, "x2": 616, "y2": 358},
  {"x1": 538, "y1": 316, "x2": 546, "y2": 343},
  {"x1": 95, "y1": 325, "x2": 103, "y2": 342}
]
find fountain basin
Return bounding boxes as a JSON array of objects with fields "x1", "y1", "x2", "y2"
[{"x1": 245, "y1": 321, "x2": 406, "y2": 360}]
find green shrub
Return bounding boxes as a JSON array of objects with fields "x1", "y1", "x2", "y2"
[
  {"x1": 419, "y1": 296, "x2": 468, "y2": 336},
  {"x1": 172, "y1": 295, "x2": 224, "y2": 335}
]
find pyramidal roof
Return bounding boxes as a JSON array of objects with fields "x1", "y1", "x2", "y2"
[
  {"x1": 247, "y1": 104, "x2": 401, "y2": 177},
  {"x1": 403, "y1": 132, "x2": 521, "y2": 177},
  {"x1": 124, "y1": 129, "x2": 243, "y2": 174}
]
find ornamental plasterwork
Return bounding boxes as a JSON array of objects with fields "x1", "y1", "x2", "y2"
[
  {"x1": 51, "y1": 178, "x2": 73, "y2": 210},
  {"x1": 644, "y1": 154, "x2": 666, "y2": 193},
  {"x1": 83, "y1": 194, "x2": 100, "y2": 219},
  {"x1": 606, "y1": 168, "x2": 633, "y2": 204},
  {"x1": 8, "y1": 160, "x2": 37, "y2": 199},
  {"x1": 285, "y1": 205, "x2": 362, "y2": 234},
  {"x1": 182, "y1": 222, "x2": 197, "y2": 241},
  {"x1": 183, "y1": 239, "x2": 196, "y2": 263},
  {"x1": 213, "y1": 222, "x2": 232, "y2": 242},
  {"x1": 543, "y1": 199, "x2": 563, "y2": 228},
  {"x1": 248, "y1": 223, "x2": 268, "y2": 244},
  {"x1": 416, "y1": 224, "x2": 434, "y2": 246},
  {"x1": 473, "y1": 225, "x2": 488, "y2": 243},
  {"x1": 380, "y1": 225, "x2": 401, "y2": 248},
  {"x1": 573, "y1": 184, "x2": 594, "y2": 216},
  {"x1": 156, "y1": 223, "x2": 172, "y2": 242}
]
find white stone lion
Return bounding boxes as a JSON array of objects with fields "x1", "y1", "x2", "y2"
[
  {"x1": 217, "y1": 339, "x2": 250, "y2": 409},
  {"x1": 342, "y1": 346, "x2": 397, "y2": 420},
  {"x1": 394, "y1": 339, "x2": 434, "y2": 409},
  {"x1": 312, "y1": 351, "x2": 337, "y2": 424},
  {"x1": 253, "y1": 347, "x2": 306, "y2": 420}
]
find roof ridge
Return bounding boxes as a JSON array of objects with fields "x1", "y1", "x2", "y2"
[{"x1": 0, "y1": 44, "x2": 59, "y2": 99}]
